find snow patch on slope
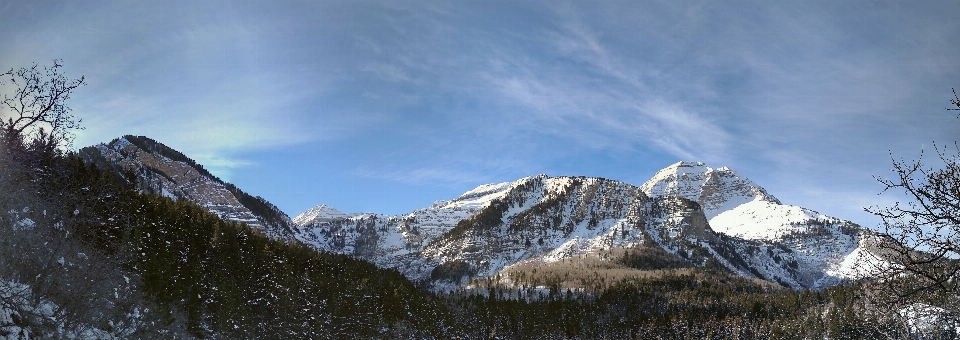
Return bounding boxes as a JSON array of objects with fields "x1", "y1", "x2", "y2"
[
  {"x1": 709, "y1": 199, "x2": 828, "y2": 240},
  {"x1": 0, "y1": 279, "x2": 124, "y2": 339},
  {"x1": 818, "y1": 235, "x2": 890, "y2": 286}
]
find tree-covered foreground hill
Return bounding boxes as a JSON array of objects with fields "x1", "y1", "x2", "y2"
[{"x1": 2, "y1": 148, "x2": 450, "y2": 338}]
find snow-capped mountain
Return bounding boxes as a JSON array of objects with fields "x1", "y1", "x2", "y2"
[
  {"x1": 640, "y1": 161, "x2": 780, "y2": 220},
  {"x1": 639, "y1": 161, "x2": 867, "y2": 287},
  {"x1": 79, "y1": 135, "x2": 297, "y2": 240},
  {"x1": 295, "y1": 161, "x2": 874, "y2": 290},
  {"x1": 293, "y1": 179, "x2": 519, "y2": 280}
]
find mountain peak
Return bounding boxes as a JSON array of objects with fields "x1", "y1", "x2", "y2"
[
  {"x1": 668, "y1": 160, "x2": 707, "y2": 168},
  {"x1": 641, "y1": 161, "x2": 712, "y2": 199},
  {"x1": 284, "y1": 160, "x2": 867, "y2": 291},
  {"x1": 659, "y1": 161, "x2": 708, "y2": 175},
  {"x1": 640, "y1": 161, "x2": 780, "y2": 219},
  {"x1": 293, "y1": 204, "x2": 352, "y2": 225}
]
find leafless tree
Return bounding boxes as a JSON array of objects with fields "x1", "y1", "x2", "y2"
[
  {"x1": 861, "y1": 89, "x2": 960, "y2": 338},
  {"x1": 1, "y1": 59, "x2": 85, "y2": 151},
  {"x1": 0, "y1": 61, "x2": 186, "y2": 338},
  {"x1": 868, "y1": 147, "x2": 960, "y2": 296}
]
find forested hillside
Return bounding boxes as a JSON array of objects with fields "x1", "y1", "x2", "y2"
[
  {"x1": 1, "y1": 139, "x2": 449, "y2": 338},
  {"x1": 78, "y1": 135, "x2": 298, "y2": 240}
]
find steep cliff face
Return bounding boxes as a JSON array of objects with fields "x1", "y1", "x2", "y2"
[
  {"x1": 79, "y1": 135, "x2": 297, "y2": 240},
  {"x1": 292, "y1": 178, "x2": 520, "y2": 280},
  {"x1": 421, "y1": 176, "x2": 646, "y2": 279}
]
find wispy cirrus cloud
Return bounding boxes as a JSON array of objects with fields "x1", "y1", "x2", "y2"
[{"x1": 476, "y1": 9, "x2": 730, "y2": 163}]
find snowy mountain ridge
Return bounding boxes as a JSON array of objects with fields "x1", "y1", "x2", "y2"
[{"x1": 296, "y1": 162, "x2": 875, "y2": 290}]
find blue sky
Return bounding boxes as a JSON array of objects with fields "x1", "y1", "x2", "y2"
[{"x1": 2, "y1": 1, "x2": 958, "y2": 227}]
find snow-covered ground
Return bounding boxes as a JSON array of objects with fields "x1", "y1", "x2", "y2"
[
  {"x1": 899, "y1": 303, "x2": 959, "y2": 337},
  {"x1": 0, "y1": 279, "x2": 123, "y2": 340}
]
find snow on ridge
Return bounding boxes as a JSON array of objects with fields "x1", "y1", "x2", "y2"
[
  {"x1": 113, "y1": 135, "x2": 135, "y2": 149},
  {"x1": 708, "y1": 198, "x2": 828, "y2": 240},
  {"x1": 639, "y1": 161, "x2": 780, "y2": 219},
  {"x1": 818, "y1": 233, "x2": 890, "y2": 287},
  {"x1": 402, "y1": 178, "x2": 536, "y2": 228},
  {"x1": 640, "y1": 161, "x2": 710, "y2": 201},
  {"x1": 656, "y1": 161, "x2": 708, "y2": 176},
  {"x1": 454, "y1": 181, "x2": 513, "y2": 201},
  {"x1": 110, "y1": 136, "x2": 174, "y2": 163},
  {"x1": 637, "y1": 161, "x2": 834, "y2": 241},
  {"x1": 439, "y1": 181, "x2": 514, "y2": 211},
  {"x1": 293, "y1": 204, "x2": 358, "y2": 225},
  {"x1": 418, "y1": 176, "x2": 546, "y2": 214}
]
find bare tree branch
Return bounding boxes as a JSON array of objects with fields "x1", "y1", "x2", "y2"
[
  {"x1": 0, "y1": 59, "x2": 85, "y2": 150},
  {"x1": 863, "y1": 90, "x2": 960, "y2": 329},
  {"x1": 949, "y1": 88, "x2": 960, "y2": 116}
]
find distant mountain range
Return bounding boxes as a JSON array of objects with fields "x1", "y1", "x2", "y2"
[{"x1": 82, "y1": 135, "x2": 880, "y2": 291}]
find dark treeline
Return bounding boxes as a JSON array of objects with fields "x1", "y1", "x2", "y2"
[{"x1": 443, "y1": 270, "x2": 900, "y2": 339}]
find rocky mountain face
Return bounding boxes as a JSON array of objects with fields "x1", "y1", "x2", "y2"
[
  {"x1": 637, "y1": 162, "x2": 869, "y2": 287},
  {"x1": 292, "y1": 181, "x2": 516, "y2": 281},
  {"x1": 296, "y1": 162, "x2": 874, "y2": 290},
  {"x1": 79, "y1": 135, "x2": 298, "y2": 240}
]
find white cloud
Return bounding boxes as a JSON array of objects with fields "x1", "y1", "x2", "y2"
[{"x1": 630, "y1": 99, "x2": 730, "y2": 162}]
